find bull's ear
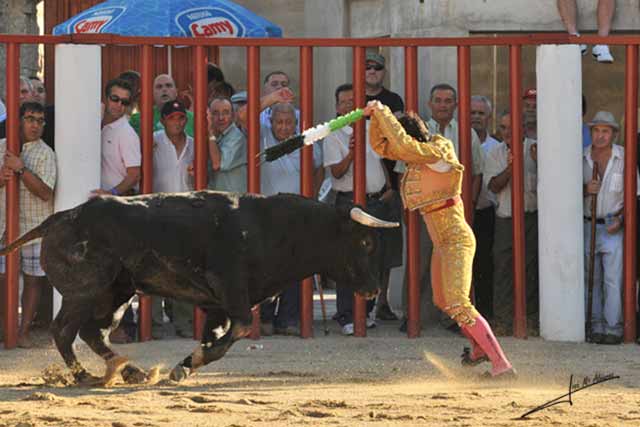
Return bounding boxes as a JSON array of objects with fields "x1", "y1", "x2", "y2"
[{"x1": 350, "y1": 207, "x2": 399, "y2": 228}]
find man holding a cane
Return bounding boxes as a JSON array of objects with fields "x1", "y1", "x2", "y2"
[{"x1": 583, "y1": 111, "x2": 639, "y2": 345}]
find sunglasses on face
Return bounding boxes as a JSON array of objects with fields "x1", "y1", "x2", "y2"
[
  {"x1": 22, "y1": 116, "x2": 46, "y2": 126},
  {"x1": 366, "y1": 64, "x2": 384, "y2": 71},
  {"x1": 108, "y1": 94, "x2": 132, "y2": 107}
]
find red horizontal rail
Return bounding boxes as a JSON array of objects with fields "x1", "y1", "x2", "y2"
[{"x1": 1, "y1": 33, "x2": 640, "y2": 47}]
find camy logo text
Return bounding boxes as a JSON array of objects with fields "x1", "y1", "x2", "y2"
[
  {"x1": 74, "y1": 17, "x2": 110, "y2": 33},
  {"x1": 190, "y1": 18, "x2": 236, "y2": 37}
]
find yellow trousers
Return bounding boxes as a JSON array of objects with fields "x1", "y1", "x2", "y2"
[{"x1": 421, "y1": 201, "x2": 479, "y2": 327}]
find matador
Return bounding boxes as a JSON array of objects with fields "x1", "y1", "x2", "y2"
[{"x1": 364, "y1": 100, "x2": 515, "y2": 379}]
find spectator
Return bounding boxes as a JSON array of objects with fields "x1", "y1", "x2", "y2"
[
  {"x1": 260, "y1": 71, "x2": 300, "y2": 130},
  {"x1": 259, "y1": 102, "x2": 323, "y2": 336},
  {"x1": 557, "y1": 0, "x2": 615, "y2": 63},
  {"x1": 364, "y1": 52, "x2": 404, "y2": 321},
  {"x1": 27, "y1": 76, "x2": 55, "y2": 151},
  {"x1": 323, "y1": 83, "x2": 393, "y2": 335},
  {"x1": 93, "y1": 78, "x2": 141, "y2": 344},
  {"x1": 207, "y1": 97, "x2": 247, "y2": 193},
  {"x1": 230, "y1": 91, "x2": 248, "y2": 134},
  {"x1": 485, "y1": 110, "x2": 538, "y2": 335},
  {"x1": 151, "y1": 100, "x2": 195, "y2": 339},
  {"x1": 470, "y1": 95, "x2": 500, "y2": 319},
  {"x1": 207, "y1": 63, "x2": 225, "y2": 85},
  {"x1": 583, "y1": 111, "x2": 638, "y2": 345},
  {"x1": 208, "y1": 80, "x2": 235, "y2": 104},
  {"x1": 118, "y1": 70, "x2": 141, "y2": 116},
  {"x1": 427, "y1": 84, "x2": 484, "y2": 205},
  {"x1": 129, "y1": 74, "x2": 195, "y2": 137},
  {"x1": 0, "y1": 77, "x2": 35, "y2": 140},
  {"x1": 0, "y1": 102, "x2": 56, "y2": 348},
  {"x1": 26, "y1": 76, "x2": 56, "y2": 331},
  {"x1": 522, "y1": 88, "x2": 537, "y2": 141}
]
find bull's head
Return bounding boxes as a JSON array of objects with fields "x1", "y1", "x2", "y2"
[{"x1": 330, "y1": 207, "x2": 399, "y2": 299}]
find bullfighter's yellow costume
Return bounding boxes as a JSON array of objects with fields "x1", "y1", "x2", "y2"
[{"x1": 367, "y1": 102, "x2": 514, "y2": 378}]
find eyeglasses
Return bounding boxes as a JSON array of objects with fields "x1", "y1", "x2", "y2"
[
  {"x1": 108, "y1": 94, "x2": 132, "y2": 107},
  {"x1": 34, "y1": 87, "x2": 45, "y2": 94},
  {"x1": 366, "y1": 64, "x2": 384, "y2": 71},
  {"x1": 22, "y1": 116, "x2": 46, "y2": 126}
]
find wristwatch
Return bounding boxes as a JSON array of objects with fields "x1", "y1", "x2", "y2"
[{"x1": 15, "y1": 167, "x2": 25, "y2": 176}]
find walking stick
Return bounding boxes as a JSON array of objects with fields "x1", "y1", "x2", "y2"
[{"x1": 586, "y1": 163, "x2": 599, "y2": 342}]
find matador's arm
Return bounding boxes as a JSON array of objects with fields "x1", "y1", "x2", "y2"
[{"x1": 368, "y1": 103, "x2": 443, "y2": 164}]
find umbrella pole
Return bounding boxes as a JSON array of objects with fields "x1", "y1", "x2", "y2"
[{"x1": 168, "y1": 45, "x2": 172, "y2": 77}]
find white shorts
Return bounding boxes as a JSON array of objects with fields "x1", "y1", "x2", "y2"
[{"x1": 0, "y1": 242, "x2": 45, "y2": 277}]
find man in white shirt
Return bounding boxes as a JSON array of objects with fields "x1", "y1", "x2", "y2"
[
  {"x1": 582, "y1": 111, "x2": 640, "y2": 345},
  {"x1": 151, "y1": 100, "x2": 195, "y2": 339},
  {"x1": 93, "y1": 78, "x2": 141, "y2": 343},
  {"x1": 323, "y1": 83, "x2": 394, "y2": 335},
  {"x1": 485, "y1": 110, "x2": 538, "y2": 334},
  {"x1": 470, "y1": 95, "x2": 500, "y2": 319}
]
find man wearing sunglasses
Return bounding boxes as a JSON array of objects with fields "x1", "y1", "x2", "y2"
[
  {"x1": 0, "y1": 101, "x2": 56, "y2": 348},
  {"x1": 94, "y1": 78, "x2": 141, "y2": 199}
]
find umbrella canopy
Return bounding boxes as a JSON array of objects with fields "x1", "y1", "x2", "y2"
[{"x1": 52, "y1": 0, "x2": 282, "y2": 38}]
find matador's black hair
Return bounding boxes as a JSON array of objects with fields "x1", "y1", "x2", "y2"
[{"x1": 398, "y1": 111, "x2": 430, "y2": 143}]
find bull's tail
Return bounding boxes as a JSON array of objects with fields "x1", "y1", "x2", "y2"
[{"x1": 0, "y1": 209, "x2": 73, "y2": 256}]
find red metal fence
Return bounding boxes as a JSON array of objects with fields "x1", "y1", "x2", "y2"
[{"x1": 0, "y1": 33, "x2": 637, "y2": 349}]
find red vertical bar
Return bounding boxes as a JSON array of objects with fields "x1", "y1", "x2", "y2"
[
  {"x1": 404, "y1": 46, "x2": 421, "y2": 338},
  {"x1": 457, "y1": 46, "x2": 473, "y2": 224},
  {"x1": 137, "y1": 44, "x2": 154, "y2": 342},
  {"x1": 623, "y1": 44, "x2": 638, "y2": 343},
  {"x1": 192, "y1": 45, "x2": 208, "y2": 340},
  {"x1": 3, "y1": 43, "x2": 20, "y2": 349},
  {"x1": 509, "y1": 45, "x2": 527, "y2": 339},
  {"x1": 352, "y1": 46, "x2": 367, "y2": 337},
  {"x1": 247, "y1": 46, "x2": 262, "y2": 340},
  {"x1": 299, "y1": 46, "x2": 314, "y2": 338}
]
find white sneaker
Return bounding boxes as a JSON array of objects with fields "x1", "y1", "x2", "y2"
[
  {"x1": 580, "y1": 44, "x2": 587, "y2": 56},
  {"x1": 366, "y1": 318, "x2": 376, "y2": 329},
  {"x1": 592, "y1": 45, "x2": 614, "y2": 63},
  {"x1": 341, "y1": 323, "x2": 354, "y2": 336}
]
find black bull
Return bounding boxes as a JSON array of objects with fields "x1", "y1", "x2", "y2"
[{"x1": 0, "y1": 191, "x2": 398, "y2": 385}]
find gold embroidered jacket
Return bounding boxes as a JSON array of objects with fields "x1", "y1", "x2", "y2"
[{"x1": 369, "y1": 105, "x2": 464, "y2": 211}]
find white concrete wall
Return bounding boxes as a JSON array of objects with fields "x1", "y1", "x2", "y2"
[
  {"x1": 53, "y1": 44, "x2": 102, "y2": 315},
  {"x1": 536, "y1": 45, "x2": 585, "y2": 342}
]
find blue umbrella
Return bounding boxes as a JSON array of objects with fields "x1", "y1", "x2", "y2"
[{"x1": 52, "y1": 0, "x2": 282, "y2": 38}]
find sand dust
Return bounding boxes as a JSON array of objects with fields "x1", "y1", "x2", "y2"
[{"x1": 0, "y1": 323, "x2": 638, "y2": 426}]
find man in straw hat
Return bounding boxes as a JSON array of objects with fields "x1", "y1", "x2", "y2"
[{"x1": 583, "y1": 111, "x2": 640, "y2": 345}]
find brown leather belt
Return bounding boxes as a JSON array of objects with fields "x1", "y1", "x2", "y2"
[{"x1": 422, "y1": 195, "x2": 461, "y2": 214}]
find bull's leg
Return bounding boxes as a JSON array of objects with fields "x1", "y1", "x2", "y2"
[
  {"x1": 51, "y1": 299, "x2": 101, "y2": 384},
  {"x1": 170, "y1": 309, "x2": 238, "y2": 382},
  {"x1": 78, "y1": 295, "x2": 146, "y2": 386}
]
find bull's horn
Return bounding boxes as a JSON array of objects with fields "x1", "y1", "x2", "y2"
[{"x1": 350, "y1": 207, "x2": 399, "y2": 228}]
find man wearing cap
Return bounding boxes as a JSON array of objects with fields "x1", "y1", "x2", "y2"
[
  {"x1": 230, "y1": 91, "x2": 248, "y2": 134},
  {"x1": 485, "y1": 109, "x2": 538, "y2": 335},
  {"x1": 523, "y1": 88, "x2": 537, "y2": 141},
  {"x1": 129, "y1": 74, "x2": 195, "y2": 137},
  {"x1": 583, "y1": 111, "x2": 639, "y2": 345},
  {"x1": 150, "y1": 100, "x2": 195, "y2": 339}
]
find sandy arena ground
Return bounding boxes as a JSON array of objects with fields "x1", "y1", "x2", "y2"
[{"x1": 0, "y1": 322, "x2": 638, "y2": 427}]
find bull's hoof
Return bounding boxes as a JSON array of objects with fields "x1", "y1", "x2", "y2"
[
  {"x1": 75, "y1": 371, "x2": 102, "y2": 387},
  {"x1": 169, "y1": 365, "x2": 189, "y2": 382},
  {"x1": 121, "y1": 364, "x2": 147, "y2": 384},
  {"x1": 102, "y1": 356, "x2": 129, "y2": 387}
]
